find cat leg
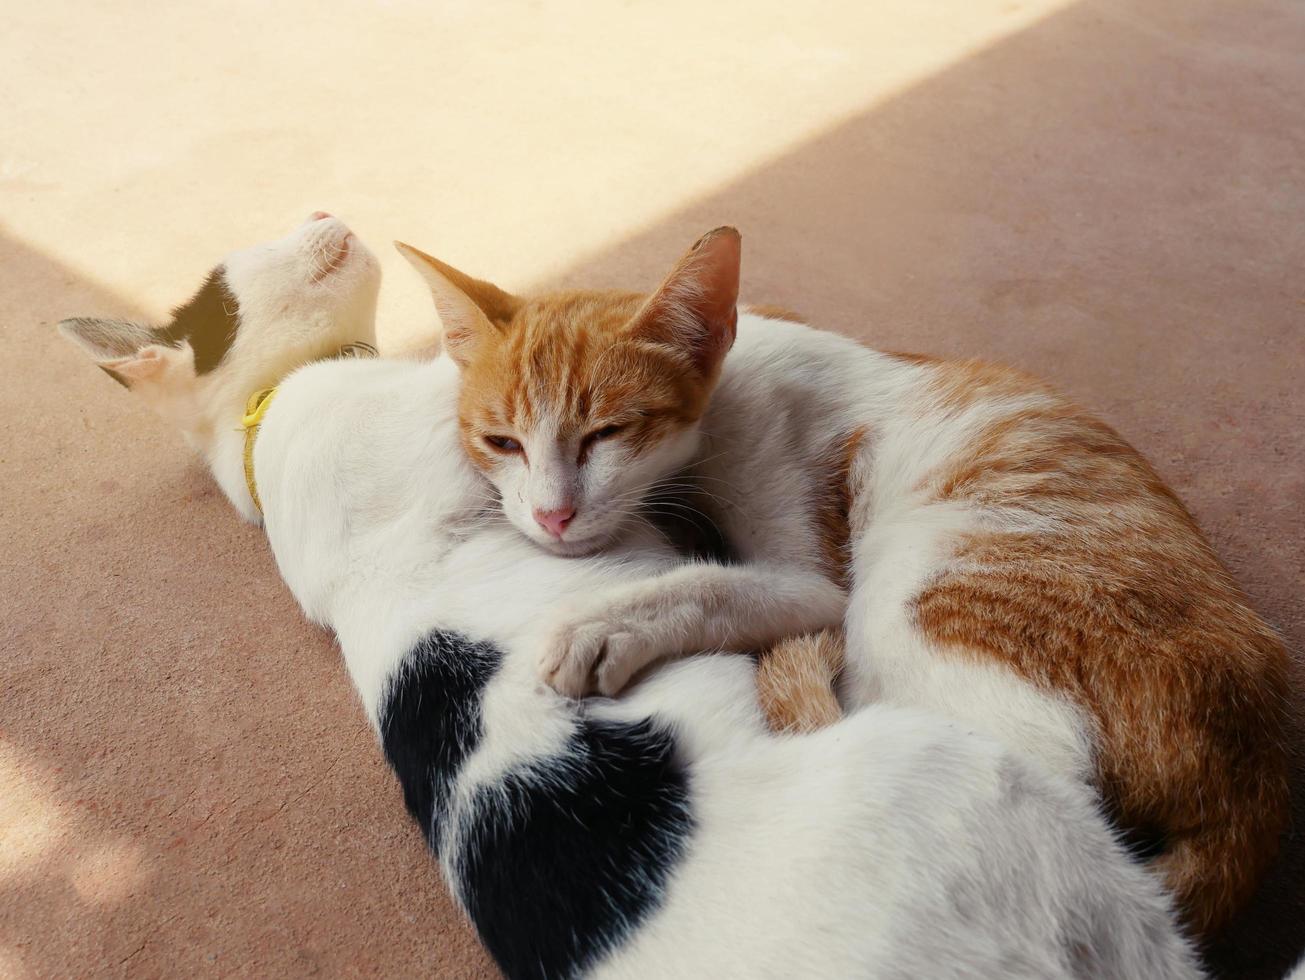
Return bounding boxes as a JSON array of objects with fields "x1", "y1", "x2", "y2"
[
  {"x1": 536, "y1": 563, "x2": 846, "y2": 699},
  {"x1": 755, "y1": 629, "x2": 845, "y2": 734}
]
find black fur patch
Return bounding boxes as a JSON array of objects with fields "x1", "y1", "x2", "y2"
[
  {"x1": 459, "y1": 718, "x2": 693, "y2": 979},
  {"x1": 378, "y1": 630, "x2": 694, "y2": 980},
  {"x1": 156, "y1": 267, "x2": 241, "y2": 375},
  {"x1": 379, "y1": 630, "x2": 499, "y2": 847}
]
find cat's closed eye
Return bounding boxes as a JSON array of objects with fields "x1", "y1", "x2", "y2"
[
  {"x1": 579, "y1": 424, "x2": 626, "y2": 462},
  {"x1": 484, "y1": 434, "x2": 523, "y2": 454},
  {"x1": 585, "y1": 424, "x2": 625, "y2": 444}
]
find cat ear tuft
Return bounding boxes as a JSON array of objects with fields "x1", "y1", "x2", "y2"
[
  {"x1": 629, "y1": 226, "x2": 741, "y2": 377},
  {"x1": 395, "y1": 241, "x2": 520, "y2": 368}
]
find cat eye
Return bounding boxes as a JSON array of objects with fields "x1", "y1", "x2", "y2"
[
  {"x1": 578, "y1": 424, "x2": 626, "y2": 463},
  {"x1": 584, "y1": 424, "x2": 625, "y2": 444},
  {"x1": 484, "y1": 434, "x2": 523, "y2": 453}
]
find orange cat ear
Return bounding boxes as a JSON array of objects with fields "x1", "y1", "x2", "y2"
[
  {"x1": 394, "y1": 242, "x2": 520, "y2": 367},
  {"x1": 628, "y1": 226, "x2": 741, "y2": 377}
]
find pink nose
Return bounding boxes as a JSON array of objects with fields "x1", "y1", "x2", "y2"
[
  {"x1": 533, "y1": 506, "x2": 576, "y2": 539},
  {"x1": 308, "y1": 210, "x2": 333, "y2": 221}
]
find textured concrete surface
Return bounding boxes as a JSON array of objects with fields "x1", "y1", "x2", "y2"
[{"x1": 2, "y1": 0, "x2": 1302, "y2": 976}]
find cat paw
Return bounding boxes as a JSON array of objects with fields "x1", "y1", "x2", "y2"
[
  {"x1": 591, "y1": 637, "x2": 645, "y2": 697},
  {"x1": 537, "y1": 616, "x2": 649, "y2": 699},
  {"x1": 538, "y1": 619, "x2": 609, "y2": 699}
]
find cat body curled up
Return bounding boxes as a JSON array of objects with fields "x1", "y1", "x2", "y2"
[
  {"x1": 61, "y1": 218, "x2": 1200, "y2": 979},
  {"x1": 405, "y1": 227, "x2": 1290, "y2": 939}
]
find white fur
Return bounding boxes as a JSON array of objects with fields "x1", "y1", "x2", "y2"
[
  {"x1": 485, "y1": 406, "x2": 705, "y2": 557},
  {"x1": 275, "y1": 350, "x2": 1204, "y2": 977},
  {"x1": 256, "y1": 354, "x2": 1197, "y2": 979},
  {"x1": 724, "y1": 317, "x2": 1098, "y2": 777}
]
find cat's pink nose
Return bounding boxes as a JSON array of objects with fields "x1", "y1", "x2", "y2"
[
  {"x1": 534, "y1": 506, "x2": 576, "y2": 538},
  {"x1": 308, "y1": 210, "x2": 333, "y2": 221}
]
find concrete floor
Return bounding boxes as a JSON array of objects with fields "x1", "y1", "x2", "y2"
[{"x1": 2, "y1": 0, "x2": 1302, "y2": 976}]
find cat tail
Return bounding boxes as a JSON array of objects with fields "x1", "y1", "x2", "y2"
[
  {"x1": 1133, "y1": 712, "x2": 1290, "y2": 941},
  {"x1": 755, "y1": 629, "x2": 844, "y2": 734},
  {"x1": 1151, "y1": 784, "x2": 1288, "y2": 941}
]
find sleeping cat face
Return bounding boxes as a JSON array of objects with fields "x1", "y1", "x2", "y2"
[
  {"x1": 399, "y1": 228, "x2": 740, "y2": 556},
  {"x1": 60, "y1": 213, "x2": 381, "y2": 521},
  {"x1": 60, "y1": 212, "x2": 380, "y2": 432}
]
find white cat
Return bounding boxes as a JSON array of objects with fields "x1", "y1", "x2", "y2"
[{"x1": 61, "y1": 216, "x2": 1200, "y2": 980}]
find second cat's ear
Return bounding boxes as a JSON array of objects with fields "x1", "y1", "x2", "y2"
[
  {"x1": 395, "y1": 242, "x2": 521, "y2": 368},
  {"x1": 59, "y1": 316, "x2": 157, "y2": 361},
  {"x1": 58, "y1": 317, "x2": 189, "y2": 388},
  {"x1": 628, "y1": 226, "x2": 741, "y2": 378}
]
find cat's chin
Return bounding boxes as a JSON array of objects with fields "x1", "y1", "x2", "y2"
[{"x1": 532, "y1": 531, "x2": 612, "y2": 559}]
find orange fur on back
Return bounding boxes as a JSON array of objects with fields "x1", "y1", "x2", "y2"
[{"x1": 913, "y1": 358, "x2": 1290, "y2": 936}]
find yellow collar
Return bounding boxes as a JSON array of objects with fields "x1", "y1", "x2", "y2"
[
  {"x1": 241, "y1": 386, "x2": 278, "y2": 514},
  {"x1": 238, "y1": 341, "x2": 377, "y2": 515}
]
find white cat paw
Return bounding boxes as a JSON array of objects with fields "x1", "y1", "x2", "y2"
[
  {"x1": 538, "y1": 618, "x2": 608, "y2": 699},
  {"x1": 591, "y1": 634, "x2": 646, "y2": 697},
  {"x1": 537, "y1": 615, "x2": 651, "y2": 699}
]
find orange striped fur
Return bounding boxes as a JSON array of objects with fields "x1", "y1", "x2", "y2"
[
  {"x1": 911, "y1": 358, "x2": 1289, "y2": 936},
  {"x1": 813, "y1": 427, "x2": 867, "y2": 589}
]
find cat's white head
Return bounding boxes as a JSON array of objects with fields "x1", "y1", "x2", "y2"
[{"x1": 60, "y1": 213, "x2": 382, "y2": 517}]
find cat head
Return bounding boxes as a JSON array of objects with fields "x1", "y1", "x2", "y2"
[
  {"x1": 61, "y1": 212, "x2": 380, "y2": 430},
  {"x1": 60, "y1": 213, "x2": 381, "y2": 518},
  {"x1": 398, "y1": 227, "x2": 740, "y2": 556}
]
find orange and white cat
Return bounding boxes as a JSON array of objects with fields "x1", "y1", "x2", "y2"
[{"x1": 398, "y1": 229, "x2": 1290, "y2": 939}]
